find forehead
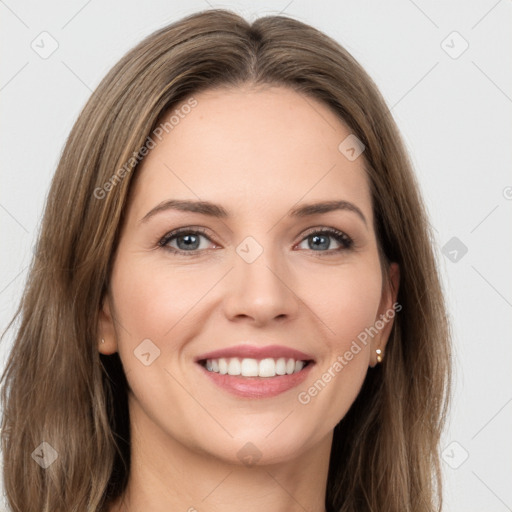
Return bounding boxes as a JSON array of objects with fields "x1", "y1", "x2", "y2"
[{"x1": 130, "y1": 85, "x2": 372, "y2": 223}]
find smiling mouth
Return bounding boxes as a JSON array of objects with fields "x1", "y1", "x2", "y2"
[{"x1": 198, "y1": 357, "x2": 314, "y2": 378}]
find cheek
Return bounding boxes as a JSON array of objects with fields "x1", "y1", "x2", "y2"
[
  {"x1": 303, "y1": 261, "x2": 383, "y2": 350},
  {"x1": 111, "y1": 253, "x2": 218, "y2": 341},
  {"x1": 296, "y1": 262, "x2": 382, "y2": 418}
]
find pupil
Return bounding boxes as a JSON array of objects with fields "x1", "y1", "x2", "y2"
[
  {"x1": 178, "y1": 234, "x2": 199, "y2": 250},
  {"x1": 311, "y1": 234, "x2": 329, "y2": 251}
]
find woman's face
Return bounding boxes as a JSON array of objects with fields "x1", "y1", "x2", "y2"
[{"x1": 99, "y1": 85, "x2": 399, "y2": 466}]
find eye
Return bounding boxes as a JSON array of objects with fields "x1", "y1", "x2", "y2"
[
  {"x1": 296, "y1": 228, "x2": 354, "y2": 253},
  {"x1": 157, "y1": 226, "x2": 354, "y2": 256},
  {"x1": 158, "y1": 227, "x2": 217, "y2": 255}
]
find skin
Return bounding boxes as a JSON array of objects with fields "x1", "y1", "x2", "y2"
[{"x1": 99, "y1": 85, "x2": 399, "y2": 512}]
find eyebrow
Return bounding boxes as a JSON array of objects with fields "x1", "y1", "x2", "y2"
[{"x1": 140, "y1": 199, "x2": 367, "y2": 226}]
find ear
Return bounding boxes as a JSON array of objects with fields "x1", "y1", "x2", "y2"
[
  {"x1": 98, "y1": 294, "x2": 118, "y2": 355},
  {"x1": 369, "y1": 262, "x2": 400, "y2": 367}
]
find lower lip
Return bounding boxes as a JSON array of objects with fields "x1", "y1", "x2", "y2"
[{"x1": 198, "y1": 362, "x2": 314, "y2": 399}]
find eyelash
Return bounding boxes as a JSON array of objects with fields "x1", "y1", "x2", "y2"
[{"x1": 157, "y1": 226, "x2": 354, "y2": 257}]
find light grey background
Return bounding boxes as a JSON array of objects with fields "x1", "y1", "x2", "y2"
[{"x1": 1, "y1": 1, "x2": 511, "y2": 510}]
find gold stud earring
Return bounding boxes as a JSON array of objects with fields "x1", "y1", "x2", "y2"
[{"x1": 376, "y1": 348, "x2": 383, "y2": 363}]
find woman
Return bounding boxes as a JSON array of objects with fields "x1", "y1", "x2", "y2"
[{"x1": 0, "y1": 8, "x2": 451, "y2": 512}]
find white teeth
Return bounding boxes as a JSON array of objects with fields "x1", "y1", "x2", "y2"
[
  {"x1": 275, "y1": 357, "x2": 287, "y2": 375},
  {"x1": 259, "y1": 358, "x2": 276, "y2": 377},
  {"x1": 218, "y1": 357, "x2": 228, "y2": 375},
  {"x1": 227, "y1": 358, "x2": 241, "y2": 376},
  {"x1": 203, "y1": 357, "x2": 308, "y2": 377},
  {"x1": 240, "y1": 358, "x2": 259, "y2": 377}
]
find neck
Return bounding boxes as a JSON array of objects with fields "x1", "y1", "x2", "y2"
[{"x1": 109, "y1": 395, "x2": 332, "y2": 512}]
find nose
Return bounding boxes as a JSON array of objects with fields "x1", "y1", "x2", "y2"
[{"x1": 222, "y1": 244, "x2": 300, "y2": 326}]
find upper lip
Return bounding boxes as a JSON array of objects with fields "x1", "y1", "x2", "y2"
[{"x1": 195, "y1": 344, "x2": 315, "y2": 362}]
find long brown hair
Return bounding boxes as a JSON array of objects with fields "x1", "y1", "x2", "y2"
[{"x1": 0, "y1": 9, "x2": 451, "y2": 511}]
